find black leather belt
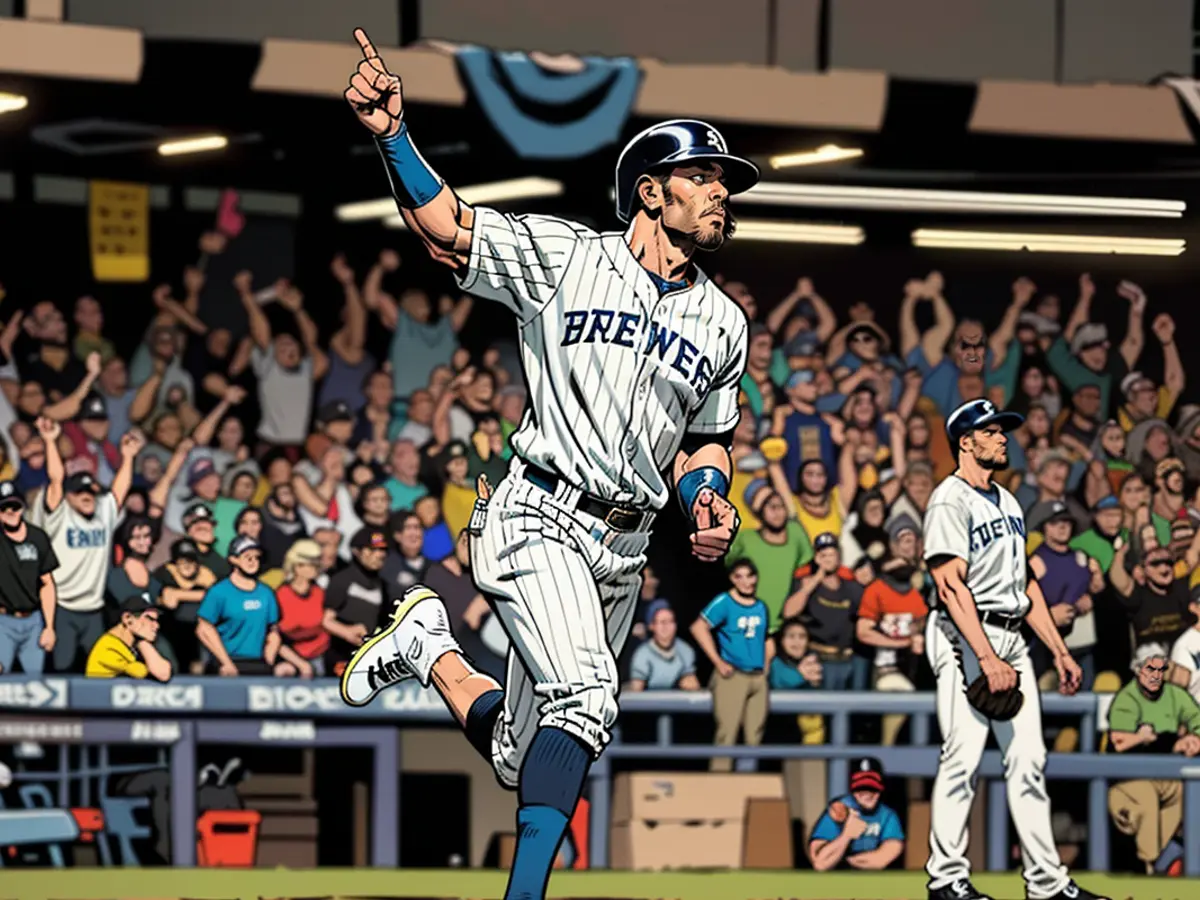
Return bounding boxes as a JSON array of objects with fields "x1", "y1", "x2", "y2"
[
  {"x1": 523, "y1": 465, "x2": 645, "y2": 532},
  {"x1": 979, "y1": 611, "x2": 1024, "y2": 632}
]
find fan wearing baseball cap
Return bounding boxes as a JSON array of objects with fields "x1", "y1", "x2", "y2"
[
  {"x1": 809, "y1": 757, "x2": 904, "y2": 871},
  {"x1": 84, "y1": 593, "x2": 172, "y2": 681},
  {"x1": 323, "y1": 526, "x2": 389, "y2": 676},
  {"x1": 195, "y1": 535, "x2": 312, "y2": 677},
  {"x1": 29, "y1": 416, "x2": 144, "y2": 672},
  {"x1": 0, "y1": 480, "x2": 59, "y2": 675}
]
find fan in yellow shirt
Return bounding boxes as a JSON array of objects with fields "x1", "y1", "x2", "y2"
[{"x1": 85, "y1": 594, "x2": 173, "y2": 681}]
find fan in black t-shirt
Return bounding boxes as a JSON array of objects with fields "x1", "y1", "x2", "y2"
[
  {"x1": 1113, "y1": 543, "x2": 1194, "y2": 647},
  {"x1": 323, "y1": 527, "x2": 389, "y2": 675},
  {"x1": 0, "y1": 481, "x2": 59, "y2": 674}
]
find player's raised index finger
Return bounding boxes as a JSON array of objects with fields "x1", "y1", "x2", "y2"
[{"x1": 354, "y1": 28, "x2": 380, "y2": 60}]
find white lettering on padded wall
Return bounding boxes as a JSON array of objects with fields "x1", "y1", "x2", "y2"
[{"x1": 112, "y1": 684, "x2": 204, "y2": 710}]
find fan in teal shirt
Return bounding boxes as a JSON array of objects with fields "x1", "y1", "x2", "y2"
[
  {"x1": 196, "y1": 577, "x2": 279, "y2": 661},
  {"x1": 699, "y1": 590, "x2": 768, "y2": 672}
]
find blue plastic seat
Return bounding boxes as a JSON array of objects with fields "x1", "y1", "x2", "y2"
[{"x1": 99, "y1": 797, "x2": 152, "y2": 867}]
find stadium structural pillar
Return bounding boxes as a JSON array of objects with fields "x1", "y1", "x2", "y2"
[
  {"x1": 1086, "y1": 777, "x2": 1108, "y2": 874},
  {"x1": 827, "y1": 713, "x2": 849, "y2": 801},
  {"x1": 1185, "y1": 774, "x2": 1200, "y2": 876},
  {"x1": 372, "y1": 727, "x2": 400, "y2": 867},
  {"x1": 170, "y1": 721, "x2": 197, "y2": 866},
  {"x1": 587, "y1": 727, "x2": 615, "y2": 869}
]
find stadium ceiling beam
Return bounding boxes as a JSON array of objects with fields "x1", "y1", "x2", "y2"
[
  {"x1": 0, "y1": 17, "x2": 142, "y2": 82},
  {"x1": 251, "y1": 38, "x2": 890, "y2": 132}
]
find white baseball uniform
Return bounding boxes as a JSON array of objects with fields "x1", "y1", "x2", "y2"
[
  {"x1": 460, "y1": 206, "x2": 747, "y2": 783},
  {"x1": 922, "y1": 475, "x2": 1070, "y2": 899}
]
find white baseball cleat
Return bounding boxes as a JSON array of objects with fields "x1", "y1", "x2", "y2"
[{"x1": 339, "y1": 585, "x2": 457, "y2": 707}]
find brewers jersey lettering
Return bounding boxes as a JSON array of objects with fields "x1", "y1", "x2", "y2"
[
  {"x1": 458, "y1": 206, "x2": 747, "y2": 510},
  {"x1": 460, "y1": 206, "x2": 748, "y2": 784},
  {"x1": 922, "y1": 476, "x2": 1029, "y2": 616}
]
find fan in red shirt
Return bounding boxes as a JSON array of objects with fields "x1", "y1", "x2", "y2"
[
  {"x1": 856, "y1": 514, "x2": 929, "y2": 745},
  {"x1": 275, "y1": 539, "x2": 331, "y2": 675}
]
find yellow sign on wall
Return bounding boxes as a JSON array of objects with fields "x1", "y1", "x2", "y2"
[{"x1": 89, "y1": 180, "x2": 149, "y2": 282}]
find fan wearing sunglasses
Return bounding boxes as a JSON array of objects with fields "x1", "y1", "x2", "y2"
[
  {"x1": 0, "y1": 481, "x2": 59, "y2": 674},
  {"x1": 1110, "y1": 536, "x2": 1195, "y2": 652}
]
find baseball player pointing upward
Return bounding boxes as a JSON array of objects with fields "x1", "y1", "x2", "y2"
[
  {"x1": 923, "y1": 399, "x2": 1106, "y2": 900},
  {"x1": 339, "y1": 29, "x2": 753, "y2": 900}
]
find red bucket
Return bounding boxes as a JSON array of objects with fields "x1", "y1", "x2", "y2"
[{"x1": 196, "y1": 809, "x2": 262, "y2": 867}]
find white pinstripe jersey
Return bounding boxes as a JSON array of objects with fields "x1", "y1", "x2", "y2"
[
  {"x1": 922, "y1": 476, "x2": 1030, "y2": 615},
  {"x1": 457, "y1": 206, "x2": 748, "y2": 511}
]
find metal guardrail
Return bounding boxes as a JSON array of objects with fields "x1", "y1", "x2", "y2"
[{"x1": 0, "y1": 678, "x2": 1193, "y2": 874}]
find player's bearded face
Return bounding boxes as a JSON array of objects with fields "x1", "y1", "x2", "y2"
[
  {"x1": 968, "y1": 428, "x2": 1008, "y2": 469},
  {"x1": 661, "y1": 173, "x2": 736, "y2": 251}
]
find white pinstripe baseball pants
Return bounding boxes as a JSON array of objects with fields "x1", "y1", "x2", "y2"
[{"x1": 469, "y1": 458, "x2": 652, "y2": 787}]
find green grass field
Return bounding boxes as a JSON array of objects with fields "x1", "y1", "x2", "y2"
[{"x1": 0, "y1": 869, "x2": 1194, "y2": 900}]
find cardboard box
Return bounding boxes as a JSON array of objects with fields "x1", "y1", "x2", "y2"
[
  {"x1": 611, "y1": 772, "x2": 786, "y2": 823},
  {"x1": 611, "y1": 819, "x2": 743, "y2": 870},
  {"x1": 742, "y1": 798, "x2": 792, "y2": 869}
]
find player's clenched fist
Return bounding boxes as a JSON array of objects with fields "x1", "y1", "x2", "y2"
[
  {"x1": 689, "y1": 488, "x2": 739, "y2": 562},
  {"x1": 345, "y1": 28, "x2": 403, "y2": 137},
  {"x1": 980, "y1": 654, "x2": 1018, "y2": 694}
]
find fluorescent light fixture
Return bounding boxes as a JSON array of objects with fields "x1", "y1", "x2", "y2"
[
  {"x1": 742, "y1": 183, "x2": 1184, "y2": 218},
  {"x1": 735, "y1": 219, "x2": 864, "y2": 245},
  {"x1": 339, "y1": 177, "x2": 564, "y2": 222},
  {"x1": 0, "y1": 92, "x2": 28, "y2": 115},
  {"x1": 770, "y1": 144, "x2": 863, "y2": 169},
  {"x1": 157, "y1": 134, "x2": 228, "y2": 156},
  {"x1": 912, "y1": 228, "x2": 1185, "y2": 257}
]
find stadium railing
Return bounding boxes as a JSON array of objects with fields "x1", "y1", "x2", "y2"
[{"x1": 0, "y1": 677, "x2": 1196, "y2": 874}]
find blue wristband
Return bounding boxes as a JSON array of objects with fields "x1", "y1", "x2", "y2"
[
  {"x1": 677, "y1": 466, "x2": 730, "y2": 519},
  {"x1": 375, "y1": 122, "x2": 443, "y2": 208}
]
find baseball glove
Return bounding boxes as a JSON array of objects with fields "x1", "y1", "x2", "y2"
[{"x1": 965, "y1": 672, "x2": 1024, "y2": 721}]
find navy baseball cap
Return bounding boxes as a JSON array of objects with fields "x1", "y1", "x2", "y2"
[
  {"x1": 182, "y1": 503, "x2": 214, "y2": 529},
  {"x1": 814, "y1": 532, "x2": 839, "y2": 552},
  {"x1": 850, "y1": 757, "x2": 885, "y2": 793},
  {"x1": 0, "y1": 481, "x2": 24, "y2": 509},
  {"x1": 119, "y1": 592, "x2": 158, "y2": 615},
  {"x1": 228, "y1": 535, "x2": 261, "y2": 558},
  {"x1": 170, "y1": 538, "x2": 201, "y2": 562},
  {"x1": 64, "y1": 472, "x2": 101, "y2": 494},
  {"x1": 945, "y1": 399, "x2": 1024, "y2": 442},
  {"x1": 79, "y1": 392, "x2": 108, "y2": 421}
]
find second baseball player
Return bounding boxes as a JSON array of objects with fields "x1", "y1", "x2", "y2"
[{"x1": 922, "y1": 398, "x2": 1107, "y2": 900}]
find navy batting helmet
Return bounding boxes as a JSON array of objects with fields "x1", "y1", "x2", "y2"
[
  {"x1": 614, "y1": 119, "x2": 759, "y2": 223},
  {"x1": 945, "y1": 398, "x2": 1024, "y2": 443}
]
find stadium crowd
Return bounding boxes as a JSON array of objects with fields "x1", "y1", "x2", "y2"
[{"x1": 0, "y1": 229, "x2": 1198, "y2": 873}]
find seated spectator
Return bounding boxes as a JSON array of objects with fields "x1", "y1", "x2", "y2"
[
  {"x1": 152, "y1": 537, "x2": 216, "y2": 675},
  {"x1": 231, "y1": 507, "x2": 284, "y2": 589},
  {"x1": 262, "y1": 482, "x2": 306, "y2": 562},
  {"x1": 809, "y1": 757, "x2": 904, "y2": 871},
  {"x1": 85, "y1": 593, "x2": 172, "y2": 681},
  {"x1": 439, "y1": 440, "x2": 475, "y2": 539},
  {"x1": 323, "y1": 526, "x2": 389, "y2": 677},
  {"x1": 768, "y1": 617, "x2": 825, "y2": 744},
  {"x1": 727, "y1": 479, "x2": 813, "y2": 632},
  {"x1": 195, "y1": 535, "x2": 310, "y2": 677},
  {"x1": 382, "y1": 510, "x2": 429, "y2": 594},
  {"x1": 1028, "y1": 501, "x2": 1100, "y2": 689},
  {"x1": 692, "y1": 560, "x2": 769, "y2": 773},
  {"x1": 1070, "y1": 495, "x2": 1123, "y2": 575},
  {"x1": 414, "y1": 494, "x2": 453, "y2": 562},
  {"x1": 1107, "y1": 643, "x2": 1200, "y2": 876},
  {"x1": 355, "y1": 483, "x2": 392, "y2": 531},
  {"x1": 856, "y1": 515, "x2": 927, "y2": 745},
  {"x1": 107, "y1": 515, "x2": 178, "y2": 672},
  {"x1": 276, "y1": 539, "x2": 330, "y2": 676},
  {"x1": 176, "y1": 503, "x2": 232, "y2": 578},
  {"x1": 785, "y1": 533, "x2": 866, "y2": 690},
  {"x1": 627, "y1": 600, "x2": 700, "y2": 691},
  {"x1": 383, "y1": 439, "x2": 427, "y2": 511}
]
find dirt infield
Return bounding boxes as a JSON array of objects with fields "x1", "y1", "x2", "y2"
[{"x1": 0, "y1": 868, "x2": 1193, "y2": 900}]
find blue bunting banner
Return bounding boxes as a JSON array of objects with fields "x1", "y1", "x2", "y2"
[{"x1": 455, "y1": 46, "x2": 642, "y2": 160}]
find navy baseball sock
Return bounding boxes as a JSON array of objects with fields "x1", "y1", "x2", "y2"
[
  {"x1": 464, "y1": 689, "x2": 504, "y2": 760},
  {"x1": 504, "y1": 727, "x2": 592, "y2": 900}
]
